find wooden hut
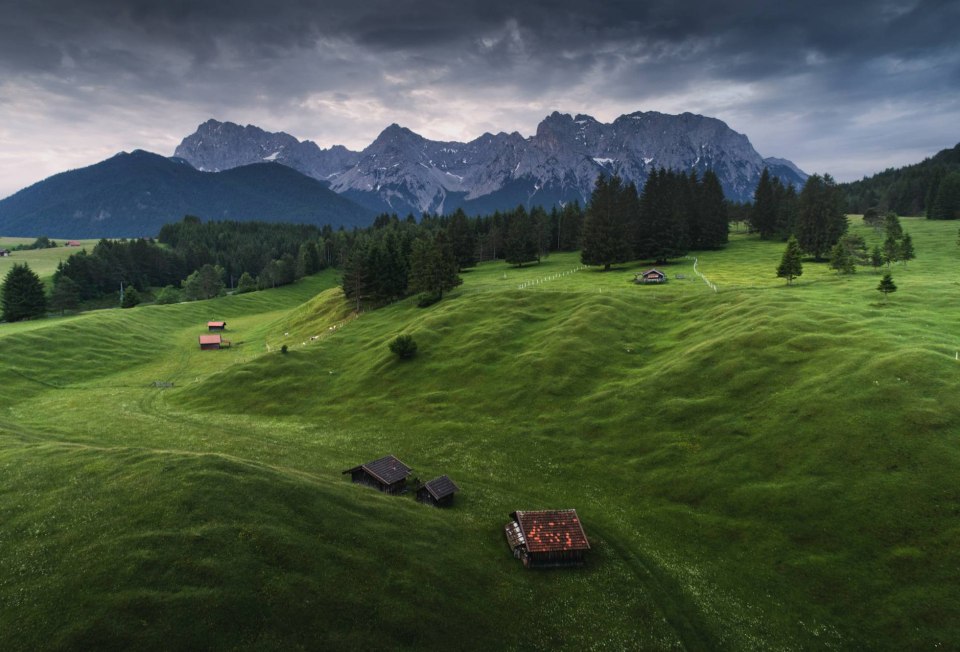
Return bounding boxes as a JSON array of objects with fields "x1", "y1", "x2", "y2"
[
  {"x1": 207, "y1": 321, "x2": 226, "y2": 331},
  {"x1": 416, "y1": 475, "x2": 460, "y2": 507},
  {"x1": 198, "y1": 334, "x2": 231, "y2": 350},
  {"x1": 66, "y1": 240, "x2": 81, "y2": 247},
  {"x1": 342, "y1": 455, "x2": 412, "y2": 494},
  {"x1": 635, "y1": 269, "x2": 666, "y2": 284},
  {"x1": 0, "y1": 249, "x2": 10, "y2": 257},
  {"x1": 504, "y1": 509, "x2": 590, "y2": 568}
]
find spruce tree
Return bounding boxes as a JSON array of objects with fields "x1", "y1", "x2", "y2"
[
  {"x1": 447, "y1": 209, "x2": 476, "y2": 270},
  {"x1": 581, "y1": 174, "x2": 631, "y2": 270},
  {"x1": 1, "y1": 263, "x2": 47, "y2": 322},
  {"x1": 930, "y1": 171, "x2": 960, "y2": 219},
  {"x1": 870, "y1": 245, "x2": 884, "y2": 273},
  {"x1": 877, "y1": 273, "x2": 897, "y2": 300},
  {"x1": 899, "y1": 232, "x2": 916, "y2": 267},
  {"x1": 504, "y1": 206, "x2": 539, "y2": 267},
  {"x1": 750, "y1": 168, "x2": 777, "y2": 238},
  {"x1": 883, "y1": 232, "x2": 900, "y2": 268},
  {"x1": 49, "y1": 276, "x2": 81, "y2": 314},
  {"x1": 795, "y1": 173, "x2": 848, "y2": 260},
  {"x1": 699, "y1": 170, "x2": 729, "y2": 249},
  {"x1": 776, "y1": 236, "x2": 803, "y2": 285},
  {"x1": 829, "y1": 242, "x2": 855, "y2": 274},
  {"x1": 341, "y1": 237, "x2": 372, "y2": 312}
]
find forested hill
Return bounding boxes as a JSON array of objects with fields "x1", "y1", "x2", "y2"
[
  {"x1": 0, "y1": 150, "x2": 374, "y2": 238},
  {"x1": 842, "y1": 142, "x2": 960, "y2": 216}
]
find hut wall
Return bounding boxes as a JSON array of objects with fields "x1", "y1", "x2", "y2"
[{"x1": 524, "y1": 550, "x2": 585, "y2": 568}]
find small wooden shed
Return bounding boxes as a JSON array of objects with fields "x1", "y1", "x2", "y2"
[
  {"x1": 635, "y1": 269, "x2": 666, "y2": 284},
  {"x1": 504, "y1": 509, "x2": 590, "y2": 568},
  {"x1": 66, "y1": 240, "x2": 81, "y2": 247},
  {"x1": 0, "y1": 249, "x2": 10, "y2": 257},
  {"x1": 416, "y1": 475, "x2": 460, "y2": 507},
  {"x1": 343, "y1": 455, "x2": 412, "y2": 494},
  {"x1": 198, "y1": 334, "x2": 231, "y2": 350},
  {"x1": 207, "y1": 321, "x2": 226, "y2": 331}
]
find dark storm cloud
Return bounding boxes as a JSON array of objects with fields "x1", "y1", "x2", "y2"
[{"x1": 0, "y1": 0, "x2": 958, "y2": 195}]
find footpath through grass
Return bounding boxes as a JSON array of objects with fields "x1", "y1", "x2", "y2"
[{"x1": 2, "y1": 218, "x2": 959, "y2": 650}]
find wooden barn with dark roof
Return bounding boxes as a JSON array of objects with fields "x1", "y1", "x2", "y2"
[
  {"x1": 416, "y1": 475, "x2": 460, "y2": 507},
  {"x1": 504, "y1": 509, "x2": 590, "y2": 568},
  {"x1": 342, "y1": 455, "x2": 412, "y2": 494}
]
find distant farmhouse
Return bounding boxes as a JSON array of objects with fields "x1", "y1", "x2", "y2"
[
  {"x1": 0, "y1": 249, "x2": 10, "y2": 257},
  {"x1": 343, "y1": 455, "x2": 412, "y2": 494},
  {"x1": 635, "y1": 269, "x2": 666, "y2": 284},
  {"x1": 65, "y1": 240, "x2": 81, "y2": 247},
  {"x1": 416, "y1": 475, "x2": 460, "y2": 507},
  {"x1": 505, "y1": 509, "x2": 590, "y2": 568}
]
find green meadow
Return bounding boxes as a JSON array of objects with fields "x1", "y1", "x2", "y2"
[
  {"x1": 1, "y1": 217, "x2": 959, "y2": 650},
  {"x1": 0, "y1": 238, "x2": 100, "y2": 285}
]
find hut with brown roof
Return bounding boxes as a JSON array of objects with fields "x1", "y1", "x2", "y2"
[
  {"x1": 207, "y1": 321, "x2": 226, "y2": 331},
  {"x1": 504, "y1": 509, "x2": 590, "y2": 568},
  {"x1": 342, "y1": 455, "x2": 412, "y2": 494},
  {"x1": 416, "y1": 475, "x2": 460, "y2": 507},
  {"x1": 635, "y1": 269, "x2": 666, "y2": 284}
]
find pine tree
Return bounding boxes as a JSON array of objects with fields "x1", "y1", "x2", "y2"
[
  {"x1": 750, "y1": 168, "x2": 777, "y2": 238},
  {"x1": 341, "y1": 237, "x2": 372, "y2": 312},
  {"x1": 699, "y1": 170, "x2": 729, "y2": 249},
  {"x1": 49, "y1": 276, "x2": 81, "y2": 314},
  {"x1": 899, "y1": 232, "x2": 916, "y2": 267},
  {"x1": 930, "y1": 171, "x2": 960, "y2": 219},
  {"x1": 504, "y1": 206, "x2": 539, "y2": 267},
  {"x1": 870, "y1": 245, "x2": 884, "y2": 272},
  {"x1": 883, "y1": 232, "x2": 900, "y2": 268},
  {"x1": 796, "y1": 174, "x2": 848, "y2": 260},
  {"x1": 408, "y1": 231, "x2": 461, "y2": 299},
  {"x1": 877, "y1": 273, "x2": 897, "y2": 300},
  {"x1": 581, "y1": 174, "x2": 632, "y2": 270},
  {"x1": 447, "y1": 209, "x2": 476, "y2": 270},
  {"x1": 1, "y1": 263, "x2": 47, "y2": 322},
  {"x1": 776, "y1": 236, "x2": 803, "y2": 285},
  {"x1": 883, "y1": 212, "x2": 904, "y2": 239},
  {"x1": 829, "y1": 242, "x2": 855, "y2": 274}
]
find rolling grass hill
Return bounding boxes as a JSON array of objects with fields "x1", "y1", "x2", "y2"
[
  {"x1": 1, "y1": 218, "x2": 959, "y2": 649},
  {"x1": 0, "y1": 239, "x2": 99, "y2": 285}
]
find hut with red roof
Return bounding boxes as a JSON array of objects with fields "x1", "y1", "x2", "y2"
[
  {"x1": 505, "y1": 509, "x2": 590, "y2": 568},
  {"x1": 207, "y1": 321, "x2": 226, "y2": 331},
  {"x1": 198, "y1": 334, "x2": 231, "y2": 350}
]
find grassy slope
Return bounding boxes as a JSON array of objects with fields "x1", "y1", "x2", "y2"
[
  {"x1": 1, "y1": 218, "x2": 959, "y2": 649},
  {"x1": 0, "y1": 239, "x2": 100, "y2": 285}
]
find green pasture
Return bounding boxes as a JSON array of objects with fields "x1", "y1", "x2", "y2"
[
  {"x1": 1, "y1": 217, "x2": 959, "y2": 650},
  {"x1": 0, "y1": 238, "x2": 99, "y2": 285}
]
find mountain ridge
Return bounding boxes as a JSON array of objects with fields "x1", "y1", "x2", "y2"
[{"x1": 175, "y1": 111, "x2": 809, "y2": 213}]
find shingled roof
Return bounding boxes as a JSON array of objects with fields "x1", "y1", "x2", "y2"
[
  {"x1": 343, "y1": 455, "x2": 412, "y2": 485},
  {"x1": 511, "y1": 510, "x2": 590, "y2": 553},
  {"x1": 422, "y1": 475, "x2": 459, "y2": 500}
]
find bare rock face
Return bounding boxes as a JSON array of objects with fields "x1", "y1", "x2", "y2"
[
  {"x1": 174, "y1": 112, "x2": 808, "y2": 215},
  {"x1": 174, "y1": 119, "x2": 359, "y2": 182}
]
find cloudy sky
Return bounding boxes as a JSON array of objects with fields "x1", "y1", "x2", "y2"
[{"x1": 1, "y1": 0, "x2": 958, "y2": 198}]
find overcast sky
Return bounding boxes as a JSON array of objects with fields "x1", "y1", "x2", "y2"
[{"x1": 1, "y1": 0, "x2": 958, "y2": 198}]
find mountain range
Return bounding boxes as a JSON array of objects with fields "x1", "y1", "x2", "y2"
[
  {"x1": 176, "y1": 111, "x2": 808, "y2": 215},
  {"x1": 0, "y1": 110, "x2": 809, "y2": 237}
]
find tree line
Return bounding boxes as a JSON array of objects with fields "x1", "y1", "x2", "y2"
[{"x1": 581, "y1": 168, "x2": 729, "y2": 270}]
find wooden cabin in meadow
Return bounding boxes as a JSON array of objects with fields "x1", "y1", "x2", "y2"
[
  {"x1": 0, "y1": 249, "x2": 10, "y2": 257},
  {"x1": 416, "y1": 475, "x2": 460, "y2": 507},
  {"x1": 343, "y1": 455, "x2": 412, "y2": 494},
  {"x1": 65, "y1": 240, "x2": 81, "y2": 247},
  {"x1": 207, "y1": 321, "x2": 227, "y2": 331},
  {"x1": 635, "y1": 269, "x2": 666, "y2": 284},
  {"x1": 505, "y1": 509, "x2": 590, "y2": 568},
  {"x1": 198, "y1": 334, "x2": 231, "y2": 350}
]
